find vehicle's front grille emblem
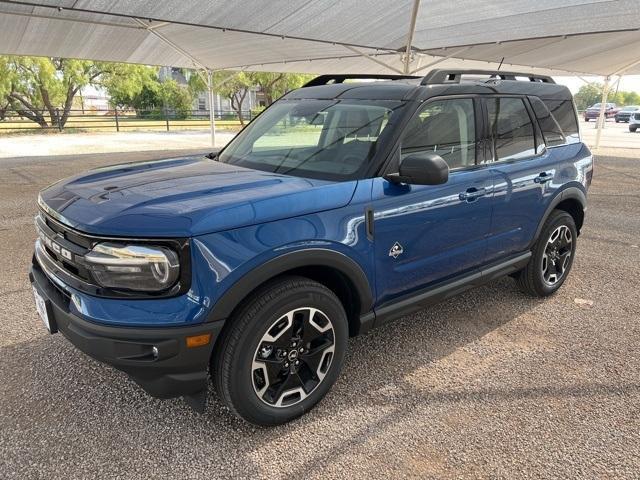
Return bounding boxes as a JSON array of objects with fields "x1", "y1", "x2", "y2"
[{"x1": 388, "y1": 242, "x2": 404, "y2": 259}]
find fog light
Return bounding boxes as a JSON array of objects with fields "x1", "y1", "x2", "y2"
[
  {"x1": 186, "y1": 333, "x2": 211, "y2": 348},
  {"x1": 152, "y1": 346, "x2": 159, "y2": 359}
]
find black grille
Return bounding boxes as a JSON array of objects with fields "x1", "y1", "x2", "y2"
[
  {"x1": 40, "y1": 213, "x2": 92, "y2": 249},
  {"x1": 36, "y1": 213, "x2": 93, "y2": 280}
]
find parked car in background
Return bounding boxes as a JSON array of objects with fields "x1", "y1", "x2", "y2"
[
  {"x1": 615, "y1": 105, "x2": 640, "y2": 123},
  {"x1": 630, "y1": 112, "x2": 640, "y2": 132},
  {"x1": 584, "y1": 103, "x2": 618, "y2": 121}
]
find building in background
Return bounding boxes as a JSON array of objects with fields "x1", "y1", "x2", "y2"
[
  {"x1": 73, "y1": 86, "x2": 111, "y2": 113},
  {"x1": 159, "y1": 66, "x2": 260, "y2": 117}
]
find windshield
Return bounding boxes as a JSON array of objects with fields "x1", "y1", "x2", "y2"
[{"x1": 218, "y1": 99, "x2": 404, "y2": 181}]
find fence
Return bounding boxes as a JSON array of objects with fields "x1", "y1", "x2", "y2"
[{"x1": 0, "y1": 108, "x2": 254, "y2": 133}]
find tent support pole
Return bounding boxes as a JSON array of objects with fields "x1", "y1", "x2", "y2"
[
  {"x1": 343, "y1": 46, "x2": 404, "y2": 74},
  {"x1": 132, "y1": 18, "x2": 208, "y2": 70},
  {"x1": 402, "y1": 0, "x2": 421, "y2": 74},
  {"x1": 594, "y1": 76, "x2": 610, "y2": 151},
  {"x1": 593, "y1": 58, "x2": 640, "y2": 152},
  {"x1": 197, "y1": 69, "x2": 246, "y2": 148},
  {"x1": 410, "y1": 47, "x2": 472, "y2": 74},
  {"x1": 206, "y1": 69, "x2": 216, "y2": 148}
]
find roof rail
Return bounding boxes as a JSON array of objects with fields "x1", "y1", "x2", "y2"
[
  {"x1": 303, "y1": 74, "x2": 420, "y2": 87},
  {"x1": 421, "y1": 69, "x2": 555, "y2": 85}
]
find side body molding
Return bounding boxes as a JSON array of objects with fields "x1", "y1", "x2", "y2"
[{"x1": 206, "y1": 248, "x2": 374, "y2": 323}]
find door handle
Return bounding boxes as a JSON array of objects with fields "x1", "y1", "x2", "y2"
[
  {"x1": 459, "y1": 187, "x2": 487, "y2": 202},
  {"x1": 534, "y1": 172, "x2": 554, "y2": 184}
]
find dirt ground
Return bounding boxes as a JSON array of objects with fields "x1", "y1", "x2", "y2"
[{"x1": 0, "y1": 149, "x2": 639, "y2": 479}]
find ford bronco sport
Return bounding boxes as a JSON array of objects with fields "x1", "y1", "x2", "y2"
[{"x1": 30, "y1": 69, "x2": 592, "y2": 425}]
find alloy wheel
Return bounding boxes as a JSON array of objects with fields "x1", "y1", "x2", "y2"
[
  {"x1": 542, "y1": 225, "x2": 573, "y2": 286},
  {"x1": 251, "y1": 307, "x2": 335, "y2": 407}
]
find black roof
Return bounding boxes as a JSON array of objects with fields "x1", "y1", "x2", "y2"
[{"x1": 283, "y1": 70, "x2": 572, "y2": 102}]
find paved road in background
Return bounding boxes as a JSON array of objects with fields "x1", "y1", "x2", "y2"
[{"x1": 1, "y1": 151, "x2": 639, "y2": 479}]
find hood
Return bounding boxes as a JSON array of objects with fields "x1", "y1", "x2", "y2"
[{"x1": 39, "y1": 156, "x2": 357, "y2": 237}]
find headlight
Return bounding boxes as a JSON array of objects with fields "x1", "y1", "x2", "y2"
[{"x1": 84, "y1": 243, "x2": 180, "y2": 292}]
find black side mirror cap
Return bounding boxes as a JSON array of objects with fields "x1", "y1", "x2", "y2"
[{"x1": 384, "y1": 152, "x2": 449, "y2": 185}]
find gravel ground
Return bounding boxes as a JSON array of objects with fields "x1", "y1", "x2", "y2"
[
  {"x1": 0, "y1": 150, "x2": 639, "y2": 479},
  {"x1": 0, "y1": 131, "x2": 235, "y2": 158}
]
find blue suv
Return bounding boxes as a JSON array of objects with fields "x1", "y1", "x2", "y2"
[{"x1": 30, "y1": 70, "x2": 593, "y2": 425}]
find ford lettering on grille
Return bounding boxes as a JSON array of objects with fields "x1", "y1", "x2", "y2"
[{"x1": 36, "y1": 217, "x2": 75, "y2": 262}]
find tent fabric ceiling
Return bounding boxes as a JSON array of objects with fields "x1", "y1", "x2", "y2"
[{"x1": 0, "y1": 0, "x2": 639, "y2": 76}]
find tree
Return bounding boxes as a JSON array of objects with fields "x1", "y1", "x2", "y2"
[
  {"x1": 0, "y1": 56, "x2": 159, "y2": 128},
  {"x1": 573, "y1": 83, "x2": 603, "y2": 111},
  {"x1": 214, "y1": 71, "x2": 253, "y2": 125},
  {"x1": 100, "y1": 64, "x2": 158, "y2": 109},
  {"x1": 573, "y1": 82, "x2": 640, "y2": 110},
  {"x1": 251, "y1": 72, "x2": 285, "y2": 105},
  {"x1": 0, "y1": 58, "x2": 12, "y2": 121},
  {"x1": 103, "y1": 67, "x2": 194, "y2": 118},
  {"x1": 617, "y1": 90, "x2": 640, "y2": 106},
  {"x1": 252, "y1": 72, "x2": 313, "y2": 105},
  {"x1": 188, "y1": 70, "x2": 314, "y2": 124},
  {"x1": 0, "y1": 57, "x2": 110, "y2": 128},
  {"x1": 158, "y1": 79, "x2": 194, "y2": 118}
]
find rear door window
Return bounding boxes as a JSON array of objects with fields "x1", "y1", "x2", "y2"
[{"x1": 487, "y1": 97, "x2": 536, "y2": 161}]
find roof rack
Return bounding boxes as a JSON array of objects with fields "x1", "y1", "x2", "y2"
[
  {"x1": 421, "y1": 69, "x2": 555, "y2": 85},
  {"x1": 303, "y1": 74, "x2": 420, "y2": 87}
]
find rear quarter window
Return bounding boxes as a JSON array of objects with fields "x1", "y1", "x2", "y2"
[{"x1": 530, "y1": 97, "x2": 580, "y2": 146}]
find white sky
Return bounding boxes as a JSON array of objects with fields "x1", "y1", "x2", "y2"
[{"x1": 555, "y1": 75, "x2": 640, "y2": 94}]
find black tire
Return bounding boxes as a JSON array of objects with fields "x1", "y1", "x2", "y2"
[
  {"x1": 514, "y1": 210, "x2": 577, "y2": 297},
  {"x1": 631, "y1": 126, "x2": 637, "y2": 133},
  {"x1": 212, "y1": 276, "x2": 348, "y2": 425},
  {"x1": 615, "y1": 119, "x2": 620, "y2": 123},
  {"x1": 584, "y1": 118, "x2": 590, "y2": 122}
]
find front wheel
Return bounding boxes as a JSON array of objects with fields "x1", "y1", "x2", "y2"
[
  {"x1": 631, "y1": 126, "x2": 637, "y2": 133},
  {"x1": 212, "y1": 276, "x2": 348, "y2": 425},
  {"x1": 514, "y1": 210, "x2": 577, "y2": 297}
]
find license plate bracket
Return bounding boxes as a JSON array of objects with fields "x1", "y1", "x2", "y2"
[{"x1": 32, "y1": 286, "x2": 58, "y2": 334}]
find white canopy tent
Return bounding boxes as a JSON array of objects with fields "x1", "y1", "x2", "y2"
[{"x1": 1, "y1": 0, "x2": 639, "y2": 147}]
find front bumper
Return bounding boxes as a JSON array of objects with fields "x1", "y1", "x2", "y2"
[{"x1": 30, "y1": 259, "x2": 224, "y2": 400}]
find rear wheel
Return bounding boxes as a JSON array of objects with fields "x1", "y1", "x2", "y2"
[
  {"x1": 631, "y1": 126, "x2": 637, "y2": 132},
  {"x1": 212, "y1": 276, "x2": 348, "y2": 425},
  {"x1": 514, "y1": 210, "x2": 577, "y2": 297}
]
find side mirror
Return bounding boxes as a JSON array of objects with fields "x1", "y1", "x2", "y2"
[{"x1": 384, "y1": 152, "x2": 449, "y2": 185}]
